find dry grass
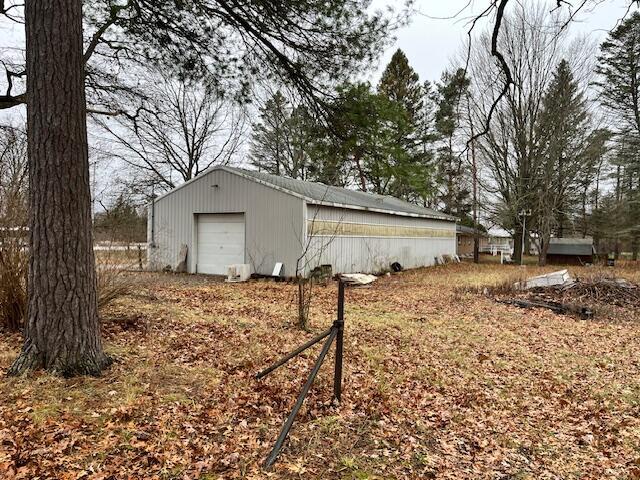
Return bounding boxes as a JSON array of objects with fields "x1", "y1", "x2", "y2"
[
  {"x1": 97, "y1": 265, "x2": 145, "y2": 310},
  {"x1": 0, "y1": 242, "x2": 27, "y2": 331},
  {"x1": 0, "y1": 261, "x2": 639, "y2": 479}
]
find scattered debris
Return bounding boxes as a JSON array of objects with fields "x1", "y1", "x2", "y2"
[
  {"x1": 516, "y1": 269, "x2": 574, "y2": 290},
  {"x1": 338, "y1": 273, "x2": 377, "y2": 286},
  {"x1": 497, "y1": 298, "x2": 593, "y2": 319},
  {"x1": 226, "y1": 264, "x2": 251, "y2": 283},
  {"x1": 435, "y1": 255, "x2": 460, "y2": 265},
  {"x1": 486, "y1": 270, "x2": 640, "y2": 319},
  {"x1": 560, "y1": 276, "x2": 639, "y2": 307}
]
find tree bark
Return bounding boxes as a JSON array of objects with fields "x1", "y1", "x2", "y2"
[
  {"x1": 513, "y1": 229, "x2": 523, "y2": 264},
  {"x1": 8, "y1": 0, "x2": 111, "y2": 376},
  {"x1": 538, "y1": 234, "x2": 550, "y2": 266}
]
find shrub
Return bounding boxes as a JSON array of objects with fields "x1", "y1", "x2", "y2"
[
  {"x1": 97, "y1": 264, "x2": 137, "y2": 310},
  {"x1": 0, "y1": 247, "x2": 138, "y2": 331},
  {"x1": 0, "y1": 239, "x2": 27, "y2": 331}
]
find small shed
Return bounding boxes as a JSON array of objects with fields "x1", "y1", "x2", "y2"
[
  {"x1": 148, "y1": 166, "x2": 457, "y2": 276},
  {"x1": 456, "y1": 225, "x2": 486, "y2": 256},
  {"x1": 546, "y1": 238, "x2": 595, "y2": 265}
]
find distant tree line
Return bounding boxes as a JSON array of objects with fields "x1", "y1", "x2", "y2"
[
  {"x1": 250, "y1": 49, "x2": 474, "y2": 225},
  {"x1": 250, "y1": 5, "x2": 640, "y2": 265}
]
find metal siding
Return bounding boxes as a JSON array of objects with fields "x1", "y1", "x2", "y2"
[
  {"x1": 148, "y1": 170, "x2": 304, "y2": 276},
  {"x1": 304, "y1": 205, "x2": 456, "y2": 274}
]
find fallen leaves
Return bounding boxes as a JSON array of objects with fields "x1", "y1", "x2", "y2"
[{"x1": 0, "y1": 263, "x2": 638, "y2": 478}]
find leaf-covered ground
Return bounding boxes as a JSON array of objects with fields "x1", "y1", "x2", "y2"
[{"x1": 1, "y1": 261, "x2": 640, "y2": 479}]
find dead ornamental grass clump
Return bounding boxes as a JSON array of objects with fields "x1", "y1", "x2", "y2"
[
  {"x1": 96, "y1": 264, "x2": 140, "y2": 310},
  {"x1": 0, "y1": 240, "x2": 27, "y2": 331},
  {"x1": 0, "y1": 251, "x2": 142, "y2": 331}
]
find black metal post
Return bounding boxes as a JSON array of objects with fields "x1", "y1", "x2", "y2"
[
  {"x1": 333, "y1": 281, "x2": 345, "y2": 402},
  {"x1": 255, "y1": 327, "x2": 333, "y2": 379},
  {"x1": 263, "y1": 329, "x2": 337, "y2": 469}
]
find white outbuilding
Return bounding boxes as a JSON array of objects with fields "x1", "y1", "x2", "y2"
[{"x1": 148, "y1": 166, "x2": 456, "y2": 276}]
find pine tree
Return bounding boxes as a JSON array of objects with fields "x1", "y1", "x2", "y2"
[
  {"x1": 378, "y1": 49, "x2": 424, "y2": 123},
  {"x1": 250, "y1": 91, "x2": 313, "y2": 180},
  {"x1": 534, "y1": 59, "x2": 591, "y2": 264},
  {"x1": 250, "y1": 91, "x2": 290, "y2": 176},
  {"x1": 433, "y1": 68, "x2": 471, "y2": 218},
  {"x1": 317, "y1": 82, "x2": 401, "y2": 190},
  {"x1": 376, "y1": 49, "x2": 436, "y2": 203},
  {"x1": 596, "y1": 12, "x2": 640, "y2": 136},
  {"x1": 595, "y1": 13, "x2": 640, "y2": 260}
]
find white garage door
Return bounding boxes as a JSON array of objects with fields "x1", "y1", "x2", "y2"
[{"x1": 196, "y1": 213, "x2": 245, "y2": 275}]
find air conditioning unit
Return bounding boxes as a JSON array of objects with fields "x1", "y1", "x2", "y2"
[{"x1": 226, "y1": 264, "x2": 251, "y2": 283}]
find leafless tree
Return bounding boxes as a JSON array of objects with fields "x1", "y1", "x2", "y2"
[
  {"x1": 464, "y1": 3, "x2": 592, "y2": 262},
  {"x1": 461, "y1": 0, "x2": 639, "y2": 140},
  {"x1": 0, "y1": 122, "x2": 27, "y2": 332},
  {"x1": 0, "y1": 122, "x2": 28, "y2": 224},
  {"x1": 294, "y1": 190, "x2": 343, "y2": 331},
  {"x1": 95, "y1": 72, "x2": 248, "y2": 193}
]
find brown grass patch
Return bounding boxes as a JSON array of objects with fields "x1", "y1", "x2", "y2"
[{"x1": 0, "y1": 262, "x2": 639, "y2": 479}]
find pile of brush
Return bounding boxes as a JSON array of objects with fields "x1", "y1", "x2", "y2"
[
  {"x1": 554, "y1": 276, "x2": 639, "y2": 308},
  {"x1": 479, "y1": 272, "x2": 639, "y2": 319}
]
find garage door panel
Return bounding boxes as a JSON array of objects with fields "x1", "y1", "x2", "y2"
[{"x1": 197, "y1": 213, "x2": 245, "y2": 275}]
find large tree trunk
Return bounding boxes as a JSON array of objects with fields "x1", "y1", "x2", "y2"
[
  {"x1": 513, "y1": 230, "x2": 523, "y2": 264},
  {"x1": 538, "y1": 235, "x2": 550, "y2": 266},
  {"x1": 8, "y1": 0, "x2": 111, "y2": 376}
]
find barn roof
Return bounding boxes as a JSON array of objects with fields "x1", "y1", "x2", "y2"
[
  {"x1": 456, "y1": 224, "x2": 487, "y2": 236},
  {"x1": 547, "y1": 238, "x2": 594, "y2": 256},
  {"x1": 221, "y1": 167, "x2": 456, "y2": 221}
]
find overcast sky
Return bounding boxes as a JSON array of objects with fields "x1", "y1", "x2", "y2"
[
  {"x1": 369, "y1": 0, "x2": 639, "y2": 85},
  {"x1": 1, "y1": 0, "x2": 638, "y2": 114},
  {"x1": 1, "y1": 0, "x2": 638, "y2": 207}
]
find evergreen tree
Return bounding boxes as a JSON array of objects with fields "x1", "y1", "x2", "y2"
[
  {"x1": 534, "y1": 59, "x2": 591, "y2": 264},
  {"x1": 596, "y1": 12, "x2": 640, "y2": 137},
  {"x1": 250, "y1": 91, "x2": 313, "y2": 180},
  {"x1": 376, "y1": 49, "x2": 436, "y2": 203},
  {"x1": 94, "y1": 195, "x2": 147, "y2": 244},
  {"x1": 378, "y1": 49, "x2": 424, "y2": 123},
  {"x1": 576, "y1": 129, "x2": 611, "y2": 240},
  {"x1": 595, "y1": 13, "x2": 640, "y2": 259},
  {"x1": 316, "y1": 82, "x2": 404, "y2": 191},
  {"x1": 433, "y1": 68, "x2": 471, "y2": 218}
]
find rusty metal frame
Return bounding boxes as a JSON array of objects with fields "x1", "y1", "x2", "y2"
[{"x1": 257, "y1": 281, "x2": 346, "y2": 469}]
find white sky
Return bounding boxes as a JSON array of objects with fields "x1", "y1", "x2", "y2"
[
  {"x1": 368, "y1": 0, "x2": 638, "y2": 85},
  {"x1": 0, "y1": 0, "x2": 638, "y2": 207},
  {"x1": 2, "y1": 1, "x2": 637, "y2": 101}
]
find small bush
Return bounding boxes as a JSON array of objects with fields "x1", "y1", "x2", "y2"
[
  {"x1": 97, "y1": 264, "x2": 137, "y2": 310},
  {"x1": 0, "y1": 240, "x2": 27, "y2": 331},
  {"x1": 0, "y1": 246, "x2": 138, "y2": 331}
]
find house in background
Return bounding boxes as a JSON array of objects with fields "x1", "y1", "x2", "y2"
[
  {"x1": 456, "y1": 225, "x2": 487, "y2": 256},
  {"x1": 546, "y1": 238, "x2": 595, "y2": 265},
  {"x1": 483, "y1": 229, "x2": 514, "y2": 255},
  {"x1": 148, "y1": 166, "x2": 457, "y2": 276}
]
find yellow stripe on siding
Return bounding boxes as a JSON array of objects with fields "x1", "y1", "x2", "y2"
[{"x1": 307, "y1": 220, "x2": 455, "y2": 238}]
